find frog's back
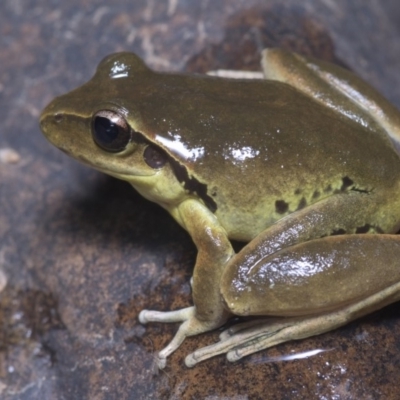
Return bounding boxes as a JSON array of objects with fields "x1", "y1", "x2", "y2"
[{"x1": 122, "y1": 72, "x2": 400, "y2": 240}]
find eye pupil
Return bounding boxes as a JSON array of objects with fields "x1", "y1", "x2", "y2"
[
  {"x1": 94, "y1": 116, "x2": 119, "y2": 144},
  {"x1": 92, "y1": 111, "x2": 131, "y2": 152}
]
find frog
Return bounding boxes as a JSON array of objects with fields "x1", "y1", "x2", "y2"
[{"x1": 40, "y1": 48, "x2": 400, "y2": 368}]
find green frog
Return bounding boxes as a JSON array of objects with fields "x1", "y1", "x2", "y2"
[{"x1": 40, "y1": 48, "x2": 400, "y2": 368}]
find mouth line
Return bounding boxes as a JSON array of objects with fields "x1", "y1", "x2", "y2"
[{"x1": 74, "y1": 154, "x2": 155, "y2": 178}]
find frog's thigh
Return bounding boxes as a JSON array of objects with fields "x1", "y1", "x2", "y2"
[
  {"x1": 261, "y1": 48, "x2": 400, "y2": 146},
  {"x1": 186, "y1": 235, "x2": 400, "y2": 367},
  {"x1": 222, "y1": 234, "x2": 400, "y2": 317}
]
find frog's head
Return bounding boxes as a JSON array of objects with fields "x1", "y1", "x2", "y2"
[
  {"x1": 40, "y1": 52, "x2": 195, "y2": 206},
  {"x1": 40, "y1": 53, "x2": 158, "y2": 177}
]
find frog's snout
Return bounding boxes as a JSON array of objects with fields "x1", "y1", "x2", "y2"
[{"x1": 40, "y1": 99, "x2": 63, "y2": 128}]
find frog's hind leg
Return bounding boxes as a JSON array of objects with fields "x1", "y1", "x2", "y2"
[
  {"x1": 187, "y1": 280, "x2": 400, "y2": 366},
  {"x1": 262, "y1": 48, "x2": 400, "y2": 150},
  {"x1": 186, "y1": 278, "x2": 400, "y2": 368},
  {"x1": 185, "y1": 234, "x2": 400, "y2": 367}
]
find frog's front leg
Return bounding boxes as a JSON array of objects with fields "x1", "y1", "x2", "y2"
[
  {"x1": 186, "y1": 234, "x2": 400, "y2": 366},
  {"x1": 139, "y1": 199, "x2": 235, "y2": 368}
]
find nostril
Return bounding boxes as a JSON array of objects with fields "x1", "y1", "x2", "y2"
[{"x1": 54, "y1": 113, "x2": 63, "y2": 123}]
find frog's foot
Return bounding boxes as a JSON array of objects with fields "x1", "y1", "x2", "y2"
[
  {"x1": 184, "y1": 317, "x2": 294, "y2": 367},
  {"x1": 185, "y1": 281, "x2": 400, "y2": 367},
  {"x1": 139, "y1": 306, "x2": 227, "y2": 368}
]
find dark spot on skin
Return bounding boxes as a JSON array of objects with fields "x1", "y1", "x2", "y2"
[
  {"x1": 312, "y1": 190, "x2": 320, "y2": 199},
  {"x1": 294, "y1": 188, "x2": 302, "y2": 195},
  {"x1": 324, "y1": 184, "x2": 332, "y2": 193},
  {"x1": 355, "y1": 224, "x2": 384, "y2": 233},
  {"x1": 331, "y1": 228, "x2": 346, "y2": 235},
  {"x1": 356, "y1": 224, "x2": 371, "y2": 234},
  {"x1": 275, "y1": 200, "x2": 289, "y2": 214},
  {"x1": 169, "y1": 158, "x2": 217, "y2": 213},
  {"x1": 296, "y1": 197, "x2": 307, "y2": 210},
  {"x1": 341, "y1": 176, "x2": 354, "y2": 191}
]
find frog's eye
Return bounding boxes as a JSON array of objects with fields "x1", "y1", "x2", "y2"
[
  {"x1": 143, "y1": 144, "x2": 167, "y2": 169},
  {"x1": 92, "y1": 110, "x2": 131, "y2": 152}
]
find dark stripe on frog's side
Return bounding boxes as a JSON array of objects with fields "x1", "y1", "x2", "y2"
[
  {"x1": 169, "y1": 157, "x2": 217, "y2": 213},
  {"x1": 138, "y1": 135, "x2": 218, "y2": 213}
]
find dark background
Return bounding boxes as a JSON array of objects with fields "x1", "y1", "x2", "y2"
[{"x1": 1, "y1": 1, "x2": 400, "y2": 399}]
